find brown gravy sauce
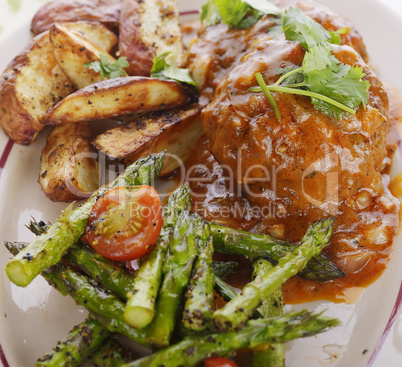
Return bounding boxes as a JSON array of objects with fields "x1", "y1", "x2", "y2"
[
  {"x1": 175, "y1": 88, "x2": 401, "y2": 305},
  {"x1": 179, "y1": 15, "x2": 401, "y2": 305}
]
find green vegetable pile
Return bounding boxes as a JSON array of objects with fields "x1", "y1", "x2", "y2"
[{"x1": 5, "y1": 152, "x2": 343, "y2": 367}]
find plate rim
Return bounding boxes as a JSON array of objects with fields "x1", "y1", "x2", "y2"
[{"x1": 0, "y1": 1, "x2": 401, "y2": 366}]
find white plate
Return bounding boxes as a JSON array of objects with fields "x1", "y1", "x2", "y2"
[{"x1": 0, "y1": 0, "x2": 401, "y2": 366}]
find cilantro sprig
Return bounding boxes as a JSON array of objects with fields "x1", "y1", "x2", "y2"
[
  {"x1": 84, "y1": 54, "x2": 129, "y2": 79},
  {"x1": 151, "y1": 51, "x2": 196, "y2": 87},
  {"x1": 201, "y1": 0, "x2": 281, "y2": 29},
  {"x1": 250, "y1": 7, "x2": 370, "y2": 121}
]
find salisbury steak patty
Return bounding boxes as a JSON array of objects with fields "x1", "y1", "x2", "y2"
[{"x1": 202, "y1": 38, "x2": 389, "y2": 218}]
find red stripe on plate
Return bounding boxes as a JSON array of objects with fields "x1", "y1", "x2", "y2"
[
  {"x1": 0, "y1": 138, "x2": 13, "y2": 367},
  {"x1": 179, "y1": 10, "x2": 199, "y2": 16},
  {"x1": 366, "y1": 282, "x2": 402, "y2": 366},
  {"x1": 0, "y1": 139, "x2": 14, "y2": 179},
  {"x1": 0, "y1": 344, "x2": 10, "y2": 367}
]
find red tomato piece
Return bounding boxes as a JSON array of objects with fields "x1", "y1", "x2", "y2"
[
  {"x1": 204, "y1": 357, "x2": 238, "y2": 367},
  {"x1": 86, "y1": 185, "x2": 163, "y2": 261}
]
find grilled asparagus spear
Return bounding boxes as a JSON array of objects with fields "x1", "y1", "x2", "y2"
[
  {"x1": 35, "y1": 317, "x2": 109, "y2": 367},
  {"x1": 143, "y1": 211, "x2": 199, "y2": 348},
  {"x1": 6, "y1": 153, "x2": 165, "y2": 287},
  {"x1": 5, "y1": 241, "x2": 150, "y2": 346},
  {"x1": 213, "y1": 275, "x2": 240, "y2": 303},
  {"x1": 59, "y1": 266, "x2": 149, "y2": 345},
  {"x1": 4, "y1": 241, "x2": 69, "y2": 295},
  {"x1": 29, "y1": 219, "x2": 136, "y2": 300},
  {"x1": 212, "y1": 261, "x2": 238, "y2": 279},
  {"x1": 252, "y1": 259, "x2": 285, "y2": 367},
  {"x1": 211, "y1": 260, "x2": 241, "y2": 303},
  {"x1": 124, "y1": 310, "x2": 340, "y2": 367},
  {"x1": 211, "y1": 222, "x2": 344, "y2": 282},
  {"x1": 182, "y1": 229, "x2": 214, "y2": 332},
  {"x1": 91, "y1": 339, "x2": 136, "y2": 367},
  {"x1": 124, "y1": 183, "x2": 191, "y2": 329},
  {"x1": 213, "y1": 218, "x2": 335, "y2": 331}
]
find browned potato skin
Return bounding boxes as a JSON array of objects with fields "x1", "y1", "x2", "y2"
[
  {"x1": 31, "y1": 0, "x2": 121, "y2": 35},
  {"x1": 0, "y1": 21, "x2": 120, "y2": 145},
  {"x1": 0, "y1": 32, "x2": 74, "y2": 145},
  {"x1": 119, "y1": 0, "x2": 184, "y2": 76},
  {"x1": 93, "y1": 104, "x2": 203, "y2": 176},
  {"x1": 39, "y1": 122, "x2": 99, "y2": 202},
  {"x1": 50, "y1": 24, "x2": 118, "y2": 89},
  {"x1": 42, "y1": 77, "x2": 196, "y2": 125}
]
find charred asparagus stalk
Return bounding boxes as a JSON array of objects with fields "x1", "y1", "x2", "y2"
[
  {"x1": 59, "y1": 266, "x2": 149, "y2": 345},
  {"x1": 210, "y1": 222, "x2": 344, "y2": 282},
  {"x1": 182, "y1": 230, "x2": 214, "y2": 332},
  {"x1": 211, "y1": 260, "x2": 240, "y2": 303},
  {"x1": 35, "y1": 317, "x2": 109, "y2": 367},
  {"x1": 91, "y1": 339, "x2": 136, "y2": 367},
  {"x1": 252, "y1": 259, "x2": 285, "y2": 367},
  {"x1": 213, "y1": 275, "x2": 240, "y2": 303},
  {"x1": 212, "y1": 261, "x2": 238, "y2": 279},
  {"x1": 213, "y1": 218, "x2": 335, "y2": 331},
  {"x1": 4, "y1": 241, "x2": 69, "y2": 296},
  {"x1": 5, "y1": 241, "x2": 149, "y2": 347},
  {"x1": 124, "y1": 184, "x2": 191, "y2": 329},
  {"x1": 124, "y1": 310, "x2": 340, "y2": 367},
  {"x1": 212, "y1": 270, "x2": 264, "y2": 319},
  {"x1": 28, "y1": 219, "x2": 136, "y2": 301},
  {"x1": 6, "y1": 153, "x2": 165, "y2": 287},
  {"x1": 143, "y1": 211, "x2": 200, "y2": 348}
]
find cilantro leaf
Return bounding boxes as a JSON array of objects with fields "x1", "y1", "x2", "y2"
[
  {"x1": 237, "y1": 9, "x2": 261, "y2": 29},
  {"x1": 201, "y1": 0, "x2": 281, "y2": 29},
  {"x1": 305, "y1": 64, "x2": 370, "y2": 119},
  {"x1": 243, "y1": 0, "x2": 282, "y2": 17},
  {"x1": 200, "y1": 0, "x2": 221, "y2": 27},
  {"x1": 151, "y1": 51, "x2": 196, "y2": 86},
  {"x1": 268, "y1": 17, "x2": 284, "y2": 38},
  {"x1": 283, "y1": 7, "x2": 341, "y2": 50},
  {"x1": 250, "y1": 6, "x2": 370, "y2": 121},
  {"x1": 214, "y1": 0, "x2": 251, "y2": 29},
  {"x1": 85, "y1": 54, "x2": 129, "y2": 79},
  {"x1": 302, "y1": 43, "x2": 338, "y2": 73},
  {"x1": 276, "y1": 66, "x2": 304, "y2": 85}
]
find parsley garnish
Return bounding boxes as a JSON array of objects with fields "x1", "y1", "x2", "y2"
[
  {"x1": 200, "y1": 0, "x2": 221, "y2": 27},
  {"x1": 151, "y1": 51, "x2": 196, "y2": 86},
  {"x1": 200, "y1": 0, "x2": 281, "y2": 29},
  {"x1": 251, "y1": 7, "x2": 370, "y2": 121},
  {"x1": 84, "y1": 54, "x2": 129, "y2": 79},
  {"x1": 282, "y1": 7, "x2": 341, "y2": 48}
]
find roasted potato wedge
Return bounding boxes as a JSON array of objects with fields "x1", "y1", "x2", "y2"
[
  {"x1": 39, "y1": 122, "x2": 99, "y2": 202},
  {"x1": 31, "y1": 0, "x2": 121, "y2": 35},
  {"x1": 93, "y1": 104, "x2": 203, "y2": 176},
  {"x1": 50, "y1": 23, "x2": 118, "y2": 89},
  {"x1": 60, "y1": 21, "x2": 118, "y2": 53},
  {"x1": 119, "y1": 0, "x2": 184, "y2": 76},
  {"x1": 0, "y1": 32, "x2": 74, "y2": 145},
  {"x1": 42, "y1": 77, "x2": 196, "y2": 125}
]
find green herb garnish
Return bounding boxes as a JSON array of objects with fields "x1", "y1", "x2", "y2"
[
  {"x1": 251, "y1": 7, "x2": 370, "y2": 121},
  {"x1": 200, "y1": 0, "x2": 281, "y2": 29},
  {"x1": 200, "y1": 0, "x2": 221, "y2": 27},
  {"x1": 151, "y1": 51, "x2": 196, "y2": 86},
  {"x1": 84, "y1": 54, "x2": 129, "y2": 79}
]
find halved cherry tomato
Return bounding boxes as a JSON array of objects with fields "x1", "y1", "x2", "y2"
[
  {"x1": 86, "y1": 185, "x2": 163, "y2": 261},
  {"x1": 204, "y1": 357, "x2": 238, "y2": 367}
]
